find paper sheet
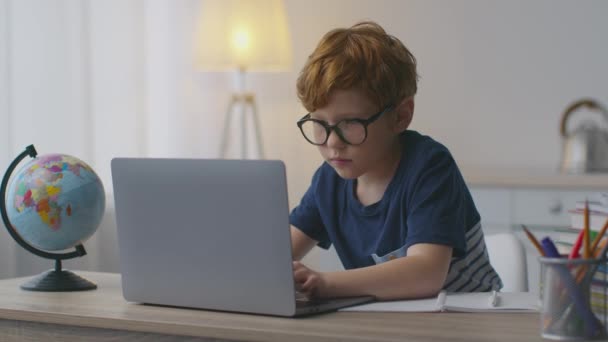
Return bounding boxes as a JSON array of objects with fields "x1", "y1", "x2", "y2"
[{"x1": 340, "y1": 291, "x2": 540, "y2": 313}]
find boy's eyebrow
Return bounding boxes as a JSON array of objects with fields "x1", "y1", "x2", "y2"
[{"x1": 310, "y1": 111, "x2": 367, "y2": 121}]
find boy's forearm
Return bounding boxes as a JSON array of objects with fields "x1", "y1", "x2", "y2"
[{"x1": 322, "y1": 255, "x2": 449, "y2": 301}]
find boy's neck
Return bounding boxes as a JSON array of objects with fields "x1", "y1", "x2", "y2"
[{"x1": 355, "y1": 141, "x2": 403, "y2": 206}]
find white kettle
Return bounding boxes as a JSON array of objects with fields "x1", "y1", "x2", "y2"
[{"x1": 560, "y1": 98, "x2": 608, "y2": 173}]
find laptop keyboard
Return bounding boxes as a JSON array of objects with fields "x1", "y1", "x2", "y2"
[{"x1": 295, "y1": 292, "x2": 329, "y2": 307}]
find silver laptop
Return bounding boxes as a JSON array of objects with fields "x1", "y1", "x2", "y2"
[{"x1": 111, "y1": 158, "x2": 373, "y2": 317}]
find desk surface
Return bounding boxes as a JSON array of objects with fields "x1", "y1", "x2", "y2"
[{"x1": 0, "y1": 271, "x2": 543, "y2": 342}]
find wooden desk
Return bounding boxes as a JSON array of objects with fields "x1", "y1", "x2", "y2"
[{"x1": 0, "y1": 271, "x2": 543, "y2": 341}]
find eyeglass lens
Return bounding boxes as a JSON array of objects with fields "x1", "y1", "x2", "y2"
[{"x1": 300, "y1": 120, "x2": 366, "y2": 145}]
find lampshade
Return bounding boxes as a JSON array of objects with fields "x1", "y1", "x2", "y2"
[{"x1": 195, "y1": 0, "x2": 292, "y2": 72}]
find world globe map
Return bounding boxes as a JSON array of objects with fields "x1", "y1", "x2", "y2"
[{"x1": 5, "y1": 154, "x2": 105, "y2": 251}]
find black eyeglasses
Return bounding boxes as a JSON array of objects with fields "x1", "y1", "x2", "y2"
[{"x1": 296, "y1": 105, "x2": 394, "y2": 146}]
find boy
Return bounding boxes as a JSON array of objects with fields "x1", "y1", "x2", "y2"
[{"x1": 290, "y1": 21, "x2": 502, "y2": 301}]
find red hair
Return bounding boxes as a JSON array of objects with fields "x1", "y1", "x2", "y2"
[{"x1": 297, "y1": 21, "x2": 418, "y2": 112}]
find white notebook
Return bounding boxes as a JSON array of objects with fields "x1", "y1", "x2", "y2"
[{"x1": 340, "y1": 291, "x2": 539, "y2": 313}]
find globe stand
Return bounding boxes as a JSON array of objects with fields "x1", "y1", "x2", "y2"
[
  {"x1": 0, "y1": 144, "x2": 97, "y2": 291},
  {"x1": 20, "y1": 259, "x2": 97, "y2": 291}
]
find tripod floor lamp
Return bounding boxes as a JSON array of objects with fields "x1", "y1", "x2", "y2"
[
  {"x1": 218, "y1": 69, "x2": 264, "y2": 159},
  {"x1": 195, "y1": 0, "x2": 292, "y2": 159}
]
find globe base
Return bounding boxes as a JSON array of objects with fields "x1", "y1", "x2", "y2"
[{"x1": 20, "y1": 269, "x2": 97, "y2": 292}]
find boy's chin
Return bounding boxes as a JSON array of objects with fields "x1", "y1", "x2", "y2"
[{"x1": 331, "y1": 167, "x2": 359, "y2": 180}]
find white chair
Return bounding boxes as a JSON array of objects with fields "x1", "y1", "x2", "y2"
[{"x1": 484, "y1": 232, "x2": 529, "y2": 292}]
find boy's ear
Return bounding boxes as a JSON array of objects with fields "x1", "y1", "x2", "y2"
[{"x1": 392, "y1": 97, "x2": 414, "y2": 133}]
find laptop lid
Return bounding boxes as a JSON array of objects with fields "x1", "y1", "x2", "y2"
[
  {"x1": 112, "y1": 158, "x2": 374, "y2": 316},
  {"x1": 111, "y1": 158, "x2": 298, "y2": 316}
]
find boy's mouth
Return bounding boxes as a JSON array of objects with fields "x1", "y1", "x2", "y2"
[{"x1": 330, "y1": 158, "x2": 352, "y2": 167}]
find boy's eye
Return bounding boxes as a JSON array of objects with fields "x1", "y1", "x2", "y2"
[{"x1": 340, "y1": 119, "x2": 361, "y2": 126}]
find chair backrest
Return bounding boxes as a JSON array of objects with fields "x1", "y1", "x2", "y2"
[{"x1": 484, "y1": 232, "x2": 528, "y2": 292}]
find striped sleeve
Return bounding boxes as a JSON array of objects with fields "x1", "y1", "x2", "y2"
[{"x1": 442, "y1": 222, "x2": 503, "y2": 292}]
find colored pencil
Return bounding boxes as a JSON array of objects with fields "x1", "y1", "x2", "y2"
[
  {"x1": 573, "y1": 217, "x2": 608, "y2": 284},
  {"x1": 590, "y1": 217, "x2": 608, "y2": 255},
  {"x1": 569, "y1": 229, "x2": 585, "y2": 259},
  {"x1": 522, "y1": 225, "x2": 546, "y2": 256},
  {"x1": 584, "y1": 199, "x2": 591, "y2": 259}
]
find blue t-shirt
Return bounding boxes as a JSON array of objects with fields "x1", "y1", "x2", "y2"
[{"x1": 289, "y1": 130, "x2": 502, "y2": 292}]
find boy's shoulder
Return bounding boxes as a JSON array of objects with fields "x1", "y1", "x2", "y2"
[
  {"x1": 401, "y1": 130, "x2": 450, "y2": 155},
  {"x1": 400, "y1": 130, "x2": 454, "y2": 169}
]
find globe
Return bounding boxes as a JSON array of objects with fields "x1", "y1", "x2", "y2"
[
  {"x1": 5, "y1": 153, "x2": 105, "y2": 251},
  {"x1": 0, "y1": 145, "x2": 104, "y2": 291}
]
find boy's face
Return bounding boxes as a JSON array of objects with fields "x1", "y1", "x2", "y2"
[{"x1": 308, "y1": 89, "x2": 404, "y2": 180}]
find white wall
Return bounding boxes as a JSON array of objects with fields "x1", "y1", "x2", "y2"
[{"x1": 1, "y1": 0, "x2": 608, "y2": 278}]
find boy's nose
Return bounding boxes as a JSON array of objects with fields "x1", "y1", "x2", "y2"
[{"x1": 325, "y1": 129, "x2": 346, "y2": 149}]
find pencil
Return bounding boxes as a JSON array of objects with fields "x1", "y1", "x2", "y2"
[
  {"x1": 489, "y1": 290, "x2": 499, "y2": 307},
  {"x1": 568, "y1": 229, "x2": 585, "y2": 259},
  {"x1": 578, "y1": 234, "x2": 608, "y2": 285},
  {"x1": 584, "y1": 199, "x2": 591, "y2": 259},
  {"x1": 522, "y1": 225, "x2": 546, "y2": 256},
  {"x1": 590, "y1": 217, "x2": 608, "y2": 255},
  {"x1": 572, "y1": 217, "x2": 608, "y2": 284}
]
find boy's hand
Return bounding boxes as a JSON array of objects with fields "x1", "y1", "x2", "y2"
[{"x1": 293, "y1": 261, "x2": 328, "y2": 298}]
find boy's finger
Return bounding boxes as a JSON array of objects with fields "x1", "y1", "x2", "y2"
[
  {"x1": 302, "y1": 277, "x2": 316, "y2": 291},
  {"x1": 294, "y1": 283, "x2": 304, "y2": 292},
  {"x1": 293, "y1": 268, "x2": 308, "y2": 279}
]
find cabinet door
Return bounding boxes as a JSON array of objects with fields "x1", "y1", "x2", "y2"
[
  {"x1": 511, "y1": 189, "x2": 598, "y2": 228},
  {"x1": 469, "y1": 188, "x2": 512, "y2": 234}
]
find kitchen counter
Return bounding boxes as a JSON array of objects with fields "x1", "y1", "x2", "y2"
[{"x1": 461, "y1": 167, "x2": 608, "y2": 189}]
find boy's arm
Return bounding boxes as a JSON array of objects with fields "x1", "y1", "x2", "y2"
[
  {"x1": 290, "y1": 226, "x2": 318, "y2": 261},
  {"x1": 296, "y1": 243, "x2": 452, "y2": 300}
]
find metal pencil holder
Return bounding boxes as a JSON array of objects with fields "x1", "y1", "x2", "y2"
[{"x1": 539, "y1": 255, "x2": 608, "y2": 340}]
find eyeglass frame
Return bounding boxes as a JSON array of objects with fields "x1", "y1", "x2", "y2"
[{"x1": 296, "y1": 104, "x2": 395, "y2": 146}]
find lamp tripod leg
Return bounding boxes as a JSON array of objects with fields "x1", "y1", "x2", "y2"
[
  {"x1": 249, "y1": 97, "x2": 264, "y2": 159},
  {"x1": 219, "y1": 97, "x2": 238, "y2": 158},
  {"x1": 240, "y1": 98, "x2": 247, "y2": 159}
]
